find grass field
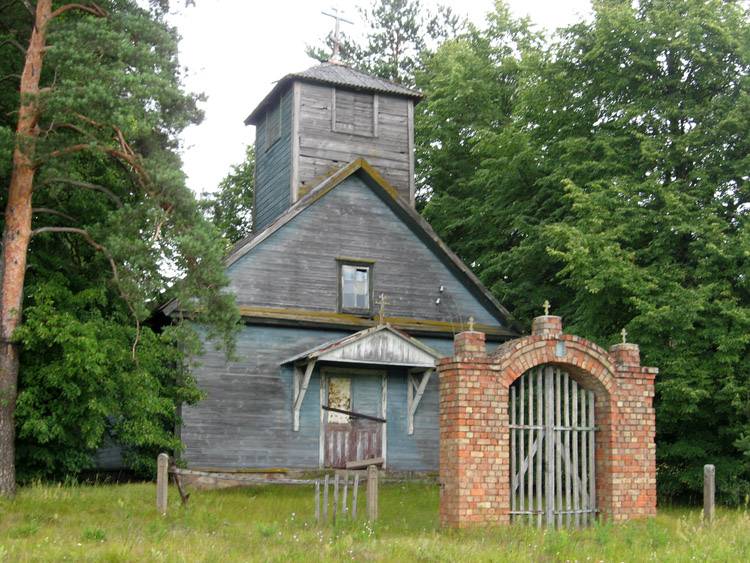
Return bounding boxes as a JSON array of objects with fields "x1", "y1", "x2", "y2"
[{"x1": 0, "y1": 482, "x2": 749, "y2": 562}]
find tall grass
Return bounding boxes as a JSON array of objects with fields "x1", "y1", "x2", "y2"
[{"x1": 0, "y1": 482, "x2": 748, "y2": 561}]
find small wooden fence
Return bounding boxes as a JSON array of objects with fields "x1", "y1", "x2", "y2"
[
  {"x1": 314, "y1": 465, "x2": 379, "y2": 524},
  {"x1": 156, "y1": 453, "x2": 380, "y2": 524}
]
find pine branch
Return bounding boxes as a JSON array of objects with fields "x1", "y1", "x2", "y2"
[
  {"x1": 50, "y1": 3, "x2": 107, "y2": 19},
  {"x1": 31, "y1": 207, "x2": 76, "y2": 222},
  {"x1": 0, "y1": 38, "x2": 26, "y2": 54},
  {"x1": 40, "y1": 177, "x2": 123, "y2": 208}
]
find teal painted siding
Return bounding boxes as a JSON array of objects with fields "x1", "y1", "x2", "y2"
[
  {"x1": 351, "y1": 372, "x2": 382, "y2": 417},
  {"x1": 254, "y1": 87, "x2": 293, "y2": 231},
  {"x1": 183, "y1": 325, "x2": 456, "y2": 471},
  {"x1": 183, "y1": 324, "x2": 348, "y2": 469}
]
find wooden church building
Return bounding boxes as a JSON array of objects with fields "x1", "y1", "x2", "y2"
[{"x1": 173, "y1": 62, "x2": 516, "y2": 472}]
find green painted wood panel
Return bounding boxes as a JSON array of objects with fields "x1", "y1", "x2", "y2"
[{"x1": 254, "y1": 87, "x2": 293, "y2": 231}]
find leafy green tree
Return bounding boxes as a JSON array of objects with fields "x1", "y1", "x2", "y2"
[
  {"x1": 0, "y1": 0, "x2": 239, "y2": 494},
  {"x1": 202, "y1": 145, "x2": 254, "y2": 244},
  {"x1": 419, "y1": 0, "x2": 750, "y2": 502}
]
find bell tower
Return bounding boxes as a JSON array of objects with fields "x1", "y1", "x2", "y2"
[{"x1": 245, "y1": 63, "x2": 423, "y2": 232}]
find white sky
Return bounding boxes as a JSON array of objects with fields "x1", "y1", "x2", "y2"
[{"x1": 169, "y1": 0, "x2": 592, "y2": 195}]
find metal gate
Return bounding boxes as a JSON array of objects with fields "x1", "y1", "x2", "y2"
[{"x1": 510, "y1": 365, "x2": 597, "y2": 527}]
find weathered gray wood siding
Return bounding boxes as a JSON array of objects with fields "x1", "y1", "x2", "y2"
[
  {"x1": 297, "y1": 82, "x2": 412, "y2": 202},
  {"x1": 254, "y1": 88, "x2": 293, "y2": 231},
  {"x1": 182, "y1": 325, "x2": 339, "y2": 468},
  {"x1": 182, "y1": 325, "x2": 454, "y2": 470},
  {"x1": 384, "y1": 337, "x2": 452, "y2": 471},
  {"x1": 227, "y1": 174, "x2": 503, "y2": 327}
]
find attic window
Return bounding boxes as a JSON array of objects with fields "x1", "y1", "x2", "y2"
[
  {"x1": 265, "y1": 98, "x2": 282, "y2": 151},
  {"x1": 338, "y1": 260, "x2": 373, "y2": 315},
  {"x1": 332, "y1": 89, "x2": 377, "y2": 137}
]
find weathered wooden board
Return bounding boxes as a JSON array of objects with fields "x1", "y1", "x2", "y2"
[
  {"x1": 227, "y1": 174, "x2": 503, "y2": 328},
  {"x1": 297, "y1": 82, "x2": 412, "y2": 202},
  {"x1": 255, "y1": 88, "x2": 293, "y2": 231}
]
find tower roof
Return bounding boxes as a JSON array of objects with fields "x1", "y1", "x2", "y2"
[{"x1": 245, "y1": 62, "x2": 423, "y2": 125}]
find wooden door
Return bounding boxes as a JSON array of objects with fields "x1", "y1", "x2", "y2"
[
  {"x1": 510, "y1": 366, "x2": 597, "y2": 528},
  {"x1": 323, "y1": 371, "x2": 385, "y2": 468}
]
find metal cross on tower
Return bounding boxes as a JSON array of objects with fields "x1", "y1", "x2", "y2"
[
  {"x1": 543, "y1": 299, "x2": 551, "y2": 316},
  {"x1": 322, "y1": 8, "x2": 353, "y2": 63}
]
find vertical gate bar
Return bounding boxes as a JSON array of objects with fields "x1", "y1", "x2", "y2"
[
  {"x1": 333, "y1": 473, "x2": 339, "y2": 524},
  {"x1": 580, "y1": 390, "x2": 589, "y2": 526},
  {"x1": 342, "y1": 472, "x2": 349, "y2": 517},
  {"x1": 588, "y1": 390, "x2": 596, "y2": 520},
  {"x1": 527, "y1": 371, "x2": 534, "y2": 525},
  {"x1": 536, "y1": 367, "x2": 543, "y2": 528},
  {"x1": 572, "y1": 380, "x2": 580, "y2": 528},
  {"x1": 511, "y1": 384, "x2": 516, "y2": 516},
  {"x1": 315, "y1": 480, "x2": 320, "y2": 523},
  {"x1": 519, "y1": 374, "x2": 526, "y2": 522},
  {"x1": 352, "y1": 473, "x2": 359, "y2": 520},
  {"x1": 545, "y1": 366, "x2": 555, "y2": 527},
  {"x1": 555, "y1": 369, "x2": 563, "y2": 529},
  {"x1": 563, "y1": 372, "x2": 571, "y2": 528}
]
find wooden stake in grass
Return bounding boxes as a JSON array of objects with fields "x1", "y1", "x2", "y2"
[
  {"x1": 157, "y1": 453, "x2": 168, "y2": 515},
  {"x1": 367, "y1": 464, "x2": 378, "y2": 522},
  {"x1": 704, "y1": 464, "x2": 715, "y2": 524}
]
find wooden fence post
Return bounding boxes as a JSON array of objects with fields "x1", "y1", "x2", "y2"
[
  {"x1": 366, "y1": 464, "x2": 378, "y2": 522},
  {"x1": 157, "y1": 453, "x2": 169, "y2": 515},
  {"x1": 704, "y1": 464, "x2": 715, "y2": 524}
]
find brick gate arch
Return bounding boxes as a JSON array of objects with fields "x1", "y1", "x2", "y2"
[{"x1": 438, "y1": 315, "x2": 657, "y2": 528}]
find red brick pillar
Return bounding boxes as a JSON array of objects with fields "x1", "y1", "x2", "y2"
[
  {"x1": 608, "y1": 342, "x2": 658, "y2": 520},
  {"x1": 531, "y1": 315, "x2": 563, "y2": 338},
  {"x1": 438, "y1": 330, "x2": 508, "y2": 527}
]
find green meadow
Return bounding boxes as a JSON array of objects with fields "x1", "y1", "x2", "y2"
[{"x1": 0, "y1": 482, "x2": 748, "y2": 562}]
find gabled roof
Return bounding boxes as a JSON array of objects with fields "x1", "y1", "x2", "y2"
[
  {"x1": 224, "y1": 158, "x2": 515, "y2": 329},
  {"x1": 281, "y1": 324, "x2": 442, "y2": 368},
  {"x1": 245, "y1": 62, "x2": 423, "y2": 125}
]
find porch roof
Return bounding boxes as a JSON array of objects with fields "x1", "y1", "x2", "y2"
[{"x1": 281, "y1": 324, "x2": 443, "y2": 369}]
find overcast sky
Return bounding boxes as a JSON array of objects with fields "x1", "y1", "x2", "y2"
[{"x1": 168, "y1": 0, "x2": 592, "y2": 195}]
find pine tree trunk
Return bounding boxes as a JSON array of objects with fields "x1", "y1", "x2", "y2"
[{"x1": 0, "y1": 0, "x2": 51, "y2": 498}]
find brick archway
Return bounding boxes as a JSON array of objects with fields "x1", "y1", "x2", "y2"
[{"x1": 438, "y1": 315, "x2": 657, "y2": 528}]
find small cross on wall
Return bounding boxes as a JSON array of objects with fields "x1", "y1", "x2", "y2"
[
  {"x1": 375, "y1": 293, "x2": 390, "y2": 325},
  {"x1": 467, "y1": 316, "x2": 475, "y2": 332},
  {"x1": 543, "y1": 299, "x2": 551, "y2": 316},
  {"x1": 621, "y1": 328, "x2": 628, "y2": 344}
]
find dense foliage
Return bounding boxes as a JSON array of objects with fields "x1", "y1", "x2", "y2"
[
  {"x1": 201, "y1": 145, "x2": 255, "y2": 245},
  {"x1": 0, "y1": 0, "x2": 239, "y2": 480},
  {"x1": 416, "y1": 0, "x2": 750, "y2": 503}
]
